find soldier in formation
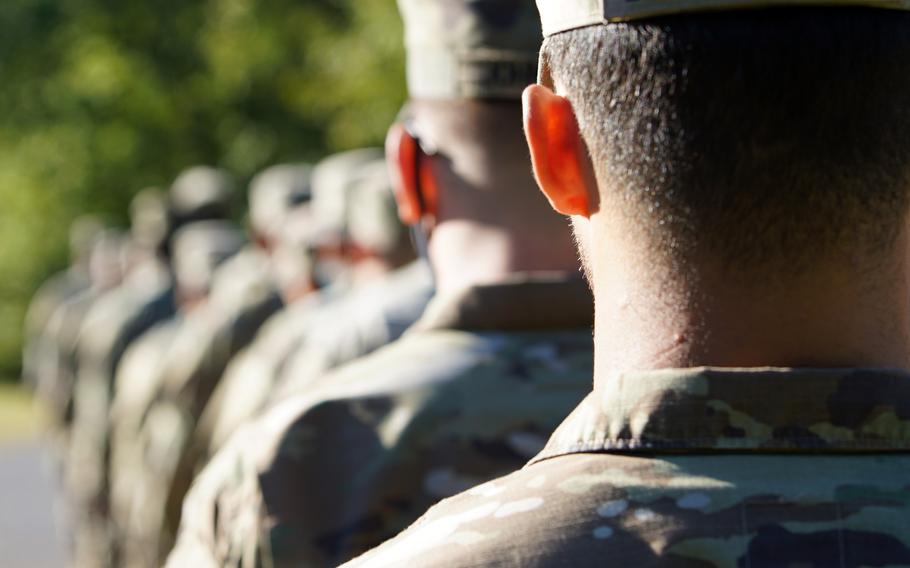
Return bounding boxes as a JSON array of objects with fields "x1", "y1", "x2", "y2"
[{"x1": 20, "y1": 1, "x2": 910, "y2": 567}]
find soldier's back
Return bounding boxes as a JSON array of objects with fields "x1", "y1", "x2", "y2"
[
  {"x1": 344, "y1": 368, "x2": 910, "y2": 567},
  {"x1": 168, "y1": 275, "x2": 594, "y2": 567}
]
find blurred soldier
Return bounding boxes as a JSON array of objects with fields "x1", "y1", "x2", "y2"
[
  {"x1": 108, "y1": 165, "x2": 312, "y2": 547},
  {"x1": 113, "y1": 220, "x2": 249, "y2": 568},
  {"x1": 345, "y1": 3, "x2": 910, "y2": 567},
  {"x1": 196, "y1": 157, "x2": 430, "y2": 463},
  {"x1": 22, "y1": 215, "x2": 103, "y2": 389},
  {"x1": 34, "y1": 229, "x2": 126, "y2": 454},
  {"x1": 114, "y1": 164, "x2": 315, "y2": 566},
  {"x1": 109, "y1": 164, "x2": 312, "y2": 568},
  {"x1": 167, "y1": 1, "x2": 591, "y2": 566},
  {"x1": 69, "y1": 167, "x2": 234, "y2": 568}
]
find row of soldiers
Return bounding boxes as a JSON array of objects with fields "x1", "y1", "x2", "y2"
[{"x1": 24, "y1": 0, "x2": 910, "y2": 566}]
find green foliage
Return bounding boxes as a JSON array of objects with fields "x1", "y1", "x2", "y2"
[{"x1": 0, "y1": 0, "x2": 407, "y2": 378}]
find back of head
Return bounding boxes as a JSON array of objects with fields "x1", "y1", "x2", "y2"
[
  {"x1": 169, "y1": 166, "x2": 236, "y2": 227},
  {"x1": 129, "y1": 188, "x2": 170, "y2": 256},
  {"x1": 171, "y1": 221, "x2": 246, "y2": 304},
  {"x1": 346, "y1": 159, "x2": 413, "y2": 265},
  {"x1": 396, "y1": 0, "x2": 570, "y2": 231},
  {"x1": 309, "y1": 148, "x2": 384, "y2": 247},
  {"x1": 248, "y1": 164, "x2": 312, "y2": 246},
  {"x1": 539, "y1": 3, "x2": 910, "y2": 275},
  {"x1": 69, "y1": 215, "x2": 105, "y2": 267},
  {"x1": 89, "y1": 229, "x2": 128, "y2": 289}
]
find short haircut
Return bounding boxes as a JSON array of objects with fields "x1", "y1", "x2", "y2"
[{"x1": 543, "y1": 8, "x2": 910, "y2": 274}]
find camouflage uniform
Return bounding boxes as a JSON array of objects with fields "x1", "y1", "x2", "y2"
[
  {"x1": 166, "y1": 276, "x2": 593, "y2": 568},
  {"x1": 32, "y1": 230, "x2": 125, "y2": 445},
  {"x1": 194, "y1": 151, "x2": 413, "y2": 459},
  {"x1": 22, "y1": 215, "x2": 103, "y2": 390},
  {"x1": 114, "y1": 224, "x2": 277, "y2": 568},
  {"x1": 67, "y1": 247, "x2": 176, "y2": 568},
  {"x1": 68, "y1": 173, "x2": 236, "y2": 568},
  {"x1": 343, "y1": 367, "x2": 910, "y2": 567},
  {"x1": 198, "y1": 258, "x2": 432, "y2": 459},
  {"x1": 341, "y1": 1, "x2": 910, "y2": 566}
]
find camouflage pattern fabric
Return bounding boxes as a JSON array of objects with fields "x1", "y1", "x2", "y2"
[
  {"x1": 399, "y1": 0, "x2": 542, "y2": 100},
  {"x1": 21, "y1": 265, "x2": 91, "y2": 389},
  {"x1": 108, "y1": 317, "x2": 182, "y2": 557},
  {"x1": 198, "y1": 259, "x2": 433, "y2": 462},
  {"x1": 67, "y1": 259, "x2": 176, "y2": 568},
  {"x1": 536, "y1": 0, "x2": 910, "y2": 35},
  {"x1": 343, "y1": 367, "x2": 910, "y2": 567},
  {"x1": 166, "y1": 275, "x2": 593, "y2": 568},
  {"x1": 116, "y1": 246, "x2": 283, "y2": 568},
  {"x1": 35, "y1": 287, "x2": 110, "y2": 452},
  {"x1": 273, "y1": 259, "x2": 434, "y2": 398}
]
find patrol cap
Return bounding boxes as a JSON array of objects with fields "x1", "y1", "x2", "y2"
[
  {"x1": 271, "y1": 205, "x2": 315, "y2": 294},
  {"x1": 169, "y1": 166, "x2": 236, "y2": 224},
  {"x1": 171, "y1": 220, "x2": 246, "y2": 296},
  {"x1": 398, "y1": 0, "x2": 542, "y2": 100},
  {"x1": 129, "y1": 188, "x2": 169, "y2": 251},
  {"x1": 537, "y1": 0, "x2": 910, "y2": 36},
  {"x1": 347, "y1": 159, "x2": 408, "y2": 256},
  {"x1": 69, "y1": 215, "x2": 104, "y2": 265},
  {"x1": 248, "y1": 163, "x2": 312, "y2": 241},
  {"x1": 309, "y1": 148, "x2": 384, "y2": 247}
]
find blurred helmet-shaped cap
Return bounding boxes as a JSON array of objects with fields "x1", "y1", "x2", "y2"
[
  {"x1": 248, "y1": 163, "x2": 313, "y2": 240},
  {"x1": 347, "y1": 159, "x2": 408, "y2": 255},
  {"x1": 129, "y1": 188, "x2": 170, "y2": 251},
  {"x1": 536, "y1": 0, "x2": 910, "y2": 36},
  {"x1": 169, "y1": 166, "x2": 236, "y2": 224},
  {"x1": 309, "y1": 148, "x2": 384, "y2": 246},
  {"x1": 171, "y1": 220, "x2": 246, "y2": 296},
  {"x1": 398, "y1": 0, "x2": 542, "y2": 100},
  {"x1": 69, "y1": 215, "x2": 105, "y2": 264}
]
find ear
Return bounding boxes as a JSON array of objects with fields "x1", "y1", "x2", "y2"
[
  {"x1": 385, "y1": 123, "x2": 423, "y2": 225},
  {"x1": 523, "y1": 84, "x2": 597, "y2": 217},
  {"x1": 385, "y1": 123, "x2": 440, "y2": 226}
]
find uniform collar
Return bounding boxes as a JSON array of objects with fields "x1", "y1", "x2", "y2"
[
  {"x1": 531, "y1": 367, "x2": 910, "y2": 464},
  {"x1": 410, "y1": 273, "x2": 593, "y2": 332}
]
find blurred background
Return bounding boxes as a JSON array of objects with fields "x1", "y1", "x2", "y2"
[
  {"x1": 0, "y1": 0, "x2": 406, "y2": 386},
  {"x1": 0, "y1": 1, "x2": 405, "y2": 565}
]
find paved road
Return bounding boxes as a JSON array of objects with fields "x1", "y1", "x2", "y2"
[{"x1": 0, "y1": 441, "x2": 68, "y2": 568}]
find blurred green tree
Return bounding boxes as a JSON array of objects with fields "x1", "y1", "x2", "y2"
[{"x1": 0, "y1": 0, "x2": 407, "y2": 379}]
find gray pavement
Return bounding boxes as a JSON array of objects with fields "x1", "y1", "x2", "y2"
[{"x1": 0, "y1": 440, "x2": 68, "y2": 568}]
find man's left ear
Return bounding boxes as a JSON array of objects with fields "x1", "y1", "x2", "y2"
[{"x1": 522, "y1": 85, "x2": 598, "y2": 218}]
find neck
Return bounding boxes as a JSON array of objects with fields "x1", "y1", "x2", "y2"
[
  {"x1": 591, "y1": 234, "x2": 910, "y2": 389},
  {"x1": 429, "y1": 218, "x2": 579, "y2": 298}
]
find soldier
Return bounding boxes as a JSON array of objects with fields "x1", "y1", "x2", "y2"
[
  {"x1": 109, "y1": 164, "x2": 314, "y2": 568},
  {"x1": 68, "y1": 168, "x2": 234, "y2": 568},
  {"x1": 193, "y1": 152, "x2": 426, "y2": 459},
  {"x1": 22, "y1": 215, "x2": 103, "y2": 389},
  {"x1": 112, "y1": 220, "x2": 251, "y2": 568},
  {"x1": 344, "y1": 2, "x2": 910, "y2": 566},
  {"x1": 166, "y1": 1, "x2": 591, "y2": 566},
  {"x1": 34, "y1": 229, "x2": 126, "y2": 455}
]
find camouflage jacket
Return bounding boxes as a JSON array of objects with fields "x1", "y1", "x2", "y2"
[
  {"x1": 198, "y1": 259, "x2": 433, "y2": 459},
  {"x1": 344, "y1": 367, "x2": 910, "y2": 567},
  {"x1": 166, "y1": 275, "x2": 594, "y2": 568},
  {"x1": 116, "y1": 248, "x2": 284, "y2": 568}
]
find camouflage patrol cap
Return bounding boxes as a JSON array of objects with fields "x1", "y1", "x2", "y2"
[
  {"x1": 347, "y1": 159, "x2": 408, "y2": 256},
  {"x1": 169, "y1": 166, "x2": 236, "y2": 224},
  {"x1": 129, "y1": 188, "x2": 169, "y2": 251},
  {"x1": 248, "y1": 164, "x2": 312, "y2": 241},
  {"x1": 309, "y1": 148, "x2": 384, "y2": 246},
  {"x1": 171, "y1": 220, "x2": 246, "y2": 296},
  {"x1": 398, "y1": 0, "x2": 542, "y2": 100},
  {"x1": 69, "y1": 215, "x2": 104, "y2": 265},
  {"x1": 537, "y1": 0, "x2": 910, "y2": 36}
]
